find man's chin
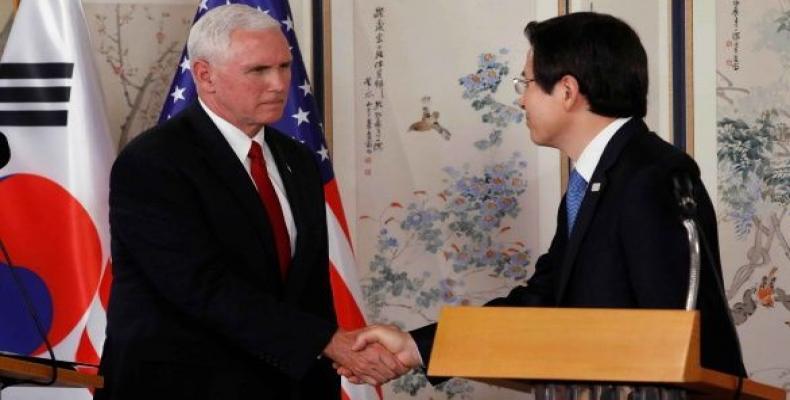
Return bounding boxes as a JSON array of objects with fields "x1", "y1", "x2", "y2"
[
  {"x1": 257, "y1": 109, "x2": 286, "y2": 124},
  {"x1": 529, "y1": 129, "x2": 548, "y2": 146}
]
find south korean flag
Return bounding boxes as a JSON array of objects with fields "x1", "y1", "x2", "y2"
[{"x1": 0, "y1": 0, "x2": 114, "y2": 398}]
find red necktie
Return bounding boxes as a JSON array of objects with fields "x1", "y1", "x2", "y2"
[{"x1": 248, "y1": 141, "x2": 291, "y2": 279}]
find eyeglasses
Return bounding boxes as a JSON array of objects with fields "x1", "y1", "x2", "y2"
[{"x1": 513, "y1": 77, "x2": 536, "y2": 95}]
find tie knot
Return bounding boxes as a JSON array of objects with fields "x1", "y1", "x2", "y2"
[
  {"x1": 248, "y1": 141, "x2": 264, "y2": 161},
  {"x1": 568, "y1": 169, "x2": 587, "y2": 194}
]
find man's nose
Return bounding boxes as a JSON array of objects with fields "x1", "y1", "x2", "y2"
[{"x1": 268, "y1": 69, "x2": 290, "y2": 92}]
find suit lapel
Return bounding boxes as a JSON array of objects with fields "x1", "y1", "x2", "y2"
[
  {"x1": 264, "y1": 129, "x2": 313, "y2": 301},
  {"x1": 554, "y1": 118, "x2": 647, "y2": 304},
  {"x1": 265, "y1": 128, "x2": 303, "y2": 242},
  {"x1": 184, "y1": 103, "x2": 283, "y2": 286}
]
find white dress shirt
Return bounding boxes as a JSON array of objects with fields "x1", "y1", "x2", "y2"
[
  {"x1": 199, "y1": 99, "x2": 296, "y2": 255},
  {"x1": 573, "y1": 117, "x2": 631, "y2": 182}
]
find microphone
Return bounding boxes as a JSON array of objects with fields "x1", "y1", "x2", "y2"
[
  {"x1": 672, "y1": 172, "x2": 701, "y2": 311},
  {"x1": 0, "y1": 131, "x2": 9, "y2": 169},
  {"x1": 672, "y1": 172, "x2": 697, "y2": 218}
]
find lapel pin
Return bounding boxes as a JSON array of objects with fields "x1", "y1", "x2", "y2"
[{"x1": 591, "y1": 182, "x2": 601, "y2": 192}]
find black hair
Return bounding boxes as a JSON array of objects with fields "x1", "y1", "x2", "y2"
[{"x1": 524, "y1": 12, "x2": 648, "y2": 118}]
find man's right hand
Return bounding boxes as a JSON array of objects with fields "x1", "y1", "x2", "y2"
[
  {"x1": 332, "y1": 325, "x2": 422, "y2": 384},
  {"x1": 322, "y1": 328, "x2": 409, "y2": 385}
]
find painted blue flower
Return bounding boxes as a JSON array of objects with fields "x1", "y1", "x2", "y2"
[
  {"x1": 509, "y1": 251, "x2": 530, "y2": 267},
  {"x1": 438, "y1": 278, "x2": 464, "y2": 305},
  {"x1": 478, "y1": 52, "x2": 496, "y2": 68},
  {"x1": 468, "y1": 179, "x2": 487, "y2": 197},
  {"x1": 451, "y1": 249, "x2": 474, "y2": 272},
  {"x1": 459, "y1": 74, "x2": 485, "y2": 98},
  {"x1": 461, "y1": 52, "x2": 512, "y2": 100},
  {"x1": 448, "y1": 195, "x2": 472, "y2": 213},
  {"x1": 480, "y1": 199, "x2": 500, "y2": 215},
  {"x1": 404, "y1": 206, "x2": 445, "y2": 243},
  {"x1": 496, "y1": 196, "x2": 519, "y2": 215},
  {"x1": 386, "y1": 237, "x2": 398, "y2": 248},
  {"x1": 416, "y1": 288, "x2": 440, "y2": 309},
  {"x1": 402, "y1": 211, "x2": 424, "y2": 230},
  {"x1": 475, "y1": 130, "x2": 503, "y2": 150},
  {"x1": 474, "y1": 246, "x2": 501, "y2": 266},
  {"x1": 369, "y1": 254, "x2": 389, "y2": 272},
  {"x1": 447, "y1": 219, "x2": 476, "y2": 240},
  {"x1": 487, "y1": 177, "x2": 508, "y2": 196},
  {"x1": 479, "y1": 67, "x2": 501, "y2": 87},
  {"x1": 419, "y1": 228, "x2": 444, "y2": 253},
  {"x1": 452, "y1": 178, "x2": 468, "y2": 194}
]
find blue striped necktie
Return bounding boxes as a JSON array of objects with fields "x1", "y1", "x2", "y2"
[{"x1": 566, "y1": 169, "x2": 588, "y2": 237}]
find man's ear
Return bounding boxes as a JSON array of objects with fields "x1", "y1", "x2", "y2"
[
  {"x1": 192, "y1": 59, "x2": 215, "y2": 93},
  {"x1": 557, "y1": 74, "x2": 582, "y2": 111}
]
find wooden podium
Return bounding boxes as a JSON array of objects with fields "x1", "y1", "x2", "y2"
[
  {"x1": 428, "y1": 307, "x2": 785, "y2": 400},
  {"x1": 0, "y1": 354, "x2": 102, "y2": 397}
]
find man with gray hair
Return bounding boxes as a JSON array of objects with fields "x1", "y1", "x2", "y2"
[{"x1": 96, "y1": 5, "x2": 405, "y2": 399}]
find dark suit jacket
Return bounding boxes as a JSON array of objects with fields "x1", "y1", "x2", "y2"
[
  {"x1": 96, "y1": 102, "x2": 339, "y2": 400},
  {"x1": 413, "y1": 118, "x2": 746, "y2": 378}
]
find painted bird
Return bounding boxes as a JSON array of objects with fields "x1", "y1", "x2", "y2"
[{"x1": 408, "y1": 102, "x2": 452, "y2": 140}]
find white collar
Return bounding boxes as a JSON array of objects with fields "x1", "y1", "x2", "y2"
[
  {"x1": 573, "y1": 117, "x2": 631, "y2": 182},
  {"x1": 199, "y1": 98, "x2": 265, "y2": 161}
]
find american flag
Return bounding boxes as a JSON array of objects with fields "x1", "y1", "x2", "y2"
[{"x1": 159, "y1": 1, "x2": 378, "y2": 399}]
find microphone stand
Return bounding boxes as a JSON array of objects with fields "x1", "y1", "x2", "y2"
[
  {"x1": 673, "y1": 174, "x2": 700, "y2": 311},
  {"x1": 681, "y1": 220, "x2": 701, "y2": 311}
]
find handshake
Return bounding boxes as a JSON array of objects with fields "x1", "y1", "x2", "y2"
[{"x1": 322, "y1": 325, "x2": 423, "y2": 385}]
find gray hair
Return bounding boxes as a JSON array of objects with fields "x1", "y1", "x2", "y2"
[{"x1": 187, "y1": 4, "x2": 281, "y2": 65}]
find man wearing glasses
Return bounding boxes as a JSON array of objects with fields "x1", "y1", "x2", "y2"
[{"x1": 340, "y1": 11, "x2": 746, "y2": 384}]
